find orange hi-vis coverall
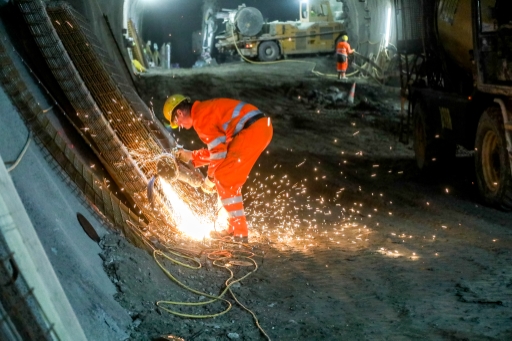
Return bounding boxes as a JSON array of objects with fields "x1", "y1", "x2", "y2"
[
  {"x1": 189, "y1": 99, "x2": 273, "y2": 237},
  {"x1": 336, "y1": 41, "x2": 354, "y2": 75}
]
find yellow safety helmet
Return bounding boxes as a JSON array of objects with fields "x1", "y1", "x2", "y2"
[
  {"x1": 341, "y1": 35, "x2": 349, "y2": 42},
  {"x1": 163, "y1": 94, "x2": 190, "y2": 129}
]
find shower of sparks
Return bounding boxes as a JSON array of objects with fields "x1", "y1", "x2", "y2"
[
  {"x1": 296, "y1": 159, "x2": 306, "y2": 167},
  {"x1": 105, "y1": 110, "x2": 448, "y2": 260},
  {"x1": 234, "y1": 143, "x2": 444, "y2": 262},
  {"x1": 243, "y1": 163, "x2": 376, "y2": 249},
  {"x1": 129, "y1": 150, "x2": 159, "y2": 168},
  {"x1": 160, "y1": 180, "x2": 227, "y2": 240}
]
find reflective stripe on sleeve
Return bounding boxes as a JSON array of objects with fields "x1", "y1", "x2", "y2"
[
  {"x1": 210, "y1": 151, "x2": 227, "y2": 160},
  {"x1": 221, "y1": 196, "x2": 243, "y2": 206},
  {"x1": 233, "y1": 110, "x2": 262, "y2": 135},
  {"x1": 227, "y1": 209, "x2": 245, "y2": 218},
  {"x1": 207, "y1": 136, "x2": 227, "y2": 150},
  {"x1": 222, "y1": 102, "x2": 246, "y2": 131}
]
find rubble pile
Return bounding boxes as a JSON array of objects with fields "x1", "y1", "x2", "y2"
[{"x1": 287, "y1": 84, "x2": 350, "y2": 109}]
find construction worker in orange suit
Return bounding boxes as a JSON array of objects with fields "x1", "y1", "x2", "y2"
[
  {"x1": 163, "y1": 95, "x2": 273, "y2": 243},
  {"x1": 336, "y1": 35, "x2": 356, "y2": 79}
]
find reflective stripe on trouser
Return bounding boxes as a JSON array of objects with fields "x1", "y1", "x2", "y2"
[
  {"x1": 221, "y1": 196, "x2": 245, "y2": 235},
  {"x1": 337, "y1": 60, "x2": 348, "y2": 73},
  {"x1": 214, "y1": 117, "x2": 273, "y2": 236}
]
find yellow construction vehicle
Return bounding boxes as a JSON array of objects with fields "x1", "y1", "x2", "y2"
[
  {"x1": 396, "y1": 0, "x2": 512, "y2": 209},
  {"x1": 215, "y1": 0, "x2": 345, "y2": 61}
]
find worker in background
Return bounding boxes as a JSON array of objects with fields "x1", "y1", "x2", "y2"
[
  {"x1": 336, "y1": 35, "x2": 356, "y2": 79},
  {"x1": 163, "y1": 95, "x2": 273, "y2": 243},
  {"x1": 153, "y1": 43, "x2": 161, "y2": 67},
  {"x1": 145, "y1": 40, "x2": 154, "y2": 66}
]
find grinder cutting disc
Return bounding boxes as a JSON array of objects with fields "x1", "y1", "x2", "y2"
[
  {"x1": 147, "y1": 175, "x2": 157, "y2": 206},
  {"x1": 156, "y1": 155, "x2": 178, "y2": 183},
  {"x1": 147, "y1": 154, "x2": 179, "y2": 206}
]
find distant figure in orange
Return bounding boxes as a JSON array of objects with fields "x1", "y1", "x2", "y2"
[{"x1": 336, "y1": 35, "x2": 356, "y2": 79}]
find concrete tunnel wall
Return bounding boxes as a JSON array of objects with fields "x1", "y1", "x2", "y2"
[
  {"x1": 51, "y1": 0, "x2": 396, "y2": 77},
  {"x1": 0, "y1": 0, "x2": 146, "y2": 339},
  {"x1": 0, "y1": 24, "x2": 131, "y2": 341}
]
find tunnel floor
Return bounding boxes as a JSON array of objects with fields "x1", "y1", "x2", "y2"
[{"x1": 97, "y1": 59, "x2": 512, "y2": 340}]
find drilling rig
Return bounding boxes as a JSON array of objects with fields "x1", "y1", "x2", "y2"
[{"x1": 215, "y1": 0, "x2": 346, "y2": 61}]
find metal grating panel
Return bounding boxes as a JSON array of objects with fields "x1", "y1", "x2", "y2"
[
  {"x1": 13, "y1": 0, "x2": 181, "y2": 243},
  {"x1": 45, "y1": 1, "x2": 205, "y2": 219},
  {"x1": 0, "y1": 35, "x2": 147, "y2": 248},
  {"x1": 395, "y1": 0, "x2": 423, "y2": 53}
]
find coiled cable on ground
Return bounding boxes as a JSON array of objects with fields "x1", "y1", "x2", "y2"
[
  {"x1": 153, "y1": 241, "x2": 271, "y2": 340},
  {"x1": 127, "y1": 211, "x2": 270, "y2": 341}
]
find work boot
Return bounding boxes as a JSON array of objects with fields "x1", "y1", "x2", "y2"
[
  {"x1": 233, "y1": 235, "x2": 249, "y2": 244},
  {"x1": 210, "y1": 230, "x2": 249, "y2": 243},
  {"x1": 210, "y1": 229, "x2": 234, "y2": 239}
]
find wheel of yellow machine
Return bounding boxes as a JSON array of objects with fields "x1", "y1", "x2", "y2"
[
  {"x1": 258, "y1": 41, "x2": 280, "y2": 61},
  {"x1": 475, "y1": 107, "x2": 512, "y2": 209}
]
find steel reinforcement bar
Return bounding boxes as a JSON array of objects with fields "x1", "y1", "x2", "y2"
[
  {"x1": 0, "y1": 35, "x2": 148, "y2": 249},
  {"x1": 45, "y1": 1, "x2": 204, "y2": 210},
  {"x1": 13, "y1": 0, "x2": 179, "y2": 242}
]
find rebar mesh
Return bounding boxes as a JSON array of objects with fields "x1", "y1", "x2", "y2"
[
  {"x1": 13, "y1": 0, "x2": 180, "y2": 242},
  {"x1": 0, "y1": 33, "x2": 146, "y2": 248},
  {"x1": 399, "y1": 0, "x2": 422, "y2": 41},
  {"x1": 395, "y1": 0, "x2": 423, "y2": 52},
  {"x1": 45, "y1": 1, "x2": 205, "y2": 218},
  {"x1": 47, "y1": 3, "x2": 163, "y2": 176}
]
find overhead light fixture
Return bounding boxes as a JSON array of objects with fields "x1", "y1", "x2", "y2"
[{"x1": 385, "y1": 5, "x2": 392, "y2": 48}]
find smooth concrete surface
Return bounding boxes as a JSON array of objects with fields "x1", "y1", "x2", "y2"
[
  {"x1": 0, "y1": 18, "x2": 132, "y2": 341},
  {"x1": 1, "y1": 151, "x2": 88, "y2": 341}
]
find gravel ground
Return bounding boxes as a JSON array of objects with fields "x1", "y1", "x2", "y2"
[{"x1": 100, "y1": 58, "x2": 512, "y2": 340}]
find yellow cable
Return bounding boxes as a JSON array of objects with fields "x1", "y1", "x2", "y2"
[
  {"x1": 228, "y1": 285, "x2": 271, "y2": 341},
  {"x1": 127, "y1": 205, "x2": 271, "y2": 336},
  {"x1": 209, "y1": 249, "x2": 271, "y2": 341},
  {"x1": 154, "y1": 249, "x2": 233, "y2": 318},
  {"x1": 154, "y1": 246, "x2": 271, "y2": 340}
]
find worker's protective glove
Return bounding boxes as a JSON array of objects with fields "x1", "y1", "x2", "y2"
[
  {"x1": 201, "y1": 176, "x2": 216, "y2": 194},
  {"x1": 175, "y1": 147, "x2": 193, "y2": 163}
]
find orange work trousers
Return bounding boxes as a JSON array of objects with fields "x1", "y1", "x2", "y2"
[
  {"x1": 337, "y1": 60, "x2": 348, "y2": 74},
  {"x1": 213, "y1": 117, "x2": 273, "y2": 237}
]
